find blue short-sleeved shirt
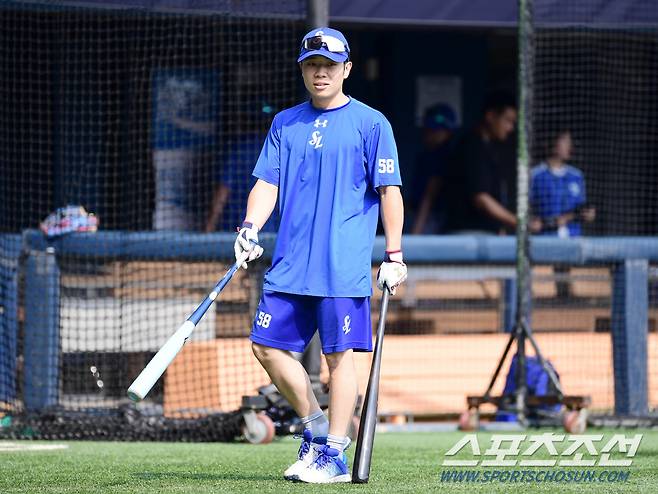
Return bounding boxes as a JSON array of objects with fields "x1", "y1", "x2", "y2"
[
  {"x1": 530, "y1": 163, "x2": 586, "y2": 237},
  {"x1": 252, "y1": 97, "x2": 401, "y2": 297}
]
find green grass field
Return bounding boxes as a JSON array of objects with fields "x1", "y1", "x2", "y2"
[{"x1": 1, "y1": 430, "x2": 656, "y2": 494}]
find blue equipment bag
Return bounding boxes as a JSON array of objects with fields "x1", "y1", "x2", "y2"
[{"x1": 495, "y1": 354, "x2": 562, "y2": 421}]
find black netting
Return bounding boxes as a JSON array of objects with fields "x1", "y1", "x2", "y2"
[
  {"x1": 522, "y1": 1, "x2": 658, "y2": 416},
  {"x1": 0, "y1": 0, "x2": 305, "y2": 441}
]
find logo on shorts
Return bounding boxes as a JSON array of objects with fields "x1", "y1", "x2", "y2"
[{"x1": 342, "y1": 315, "x2": 351, "y2": 335}]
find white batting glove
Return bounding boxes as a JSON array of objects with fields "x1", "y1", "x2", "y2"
[
  {"x1": 234, "y1": 222, "x2": 264, "y2": 269},
  {"x1": 377, "y1": 250, "x2": 407, "y2": 295}
]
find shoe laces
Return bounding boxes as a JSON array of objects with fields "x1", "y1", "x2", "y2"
[
  {"x1": 298, "y1": 441, "x2": 310, "y2": 459},
  {"x1": 293, "y1": 434, "x2": 311, "y2": 460},
  {"x1": 313, "y1": 446, "x2": 336, "y2": 470}
]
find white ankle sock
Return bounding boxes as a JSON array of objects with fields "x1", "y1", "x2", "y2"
[
  {"x1": 301, "y1": 410, "x2": 328, "y2": 438},
  {"x1": 327, "y1": 434, "x2": 349, "y2": 453}
]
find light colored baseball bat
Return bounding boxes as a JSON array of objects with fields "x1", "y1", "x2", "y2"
[{"x1": 127, "y1": 250, "x2": 250, "y2": 401}]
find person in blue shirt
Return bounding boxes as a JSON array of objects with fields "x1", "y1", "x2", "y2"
[
  {"x1": 233, "y1": 27, "x2": 407, "y2": 483},
  {"x1": 530, "y1": 129, "x2": 596, "y2": 299},
  {"x1": 530, "y1": 130, "x2": 595, "y2": 238},
  {"x1": 204, "y1": 103, "x2": 278, "y2": 233}
]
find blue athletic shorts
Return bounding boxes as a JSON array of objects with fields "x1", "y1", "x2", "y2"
[{"x1": 249, "y1": 290, "x2": 373, "y2": 354}]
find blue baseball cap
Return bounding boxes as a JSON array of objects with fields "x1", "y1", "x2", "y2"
[
  {"x1": 423, "y1": 103, "x2": 458, "y2": 131},
  {"x1": 298, "y1": 27, "x2": 350, "y2": 63}
]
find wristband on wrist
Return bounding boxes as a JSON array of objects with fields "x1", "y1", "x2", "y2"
[
  {"x1": 236, "y1": 221, "x2": 256, "y2": 233},
  {"x1": 385, "y1": 250, "x2": 403, "y2": 263}
]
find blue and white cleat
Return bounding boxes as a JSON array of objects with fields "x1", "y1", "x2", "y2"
[
  {"x1": 283, "y1": 429, "x2": 326, "y2": 481},
  {"x1": 296, "y1": 444, "x2": 351, "y2": 484}
]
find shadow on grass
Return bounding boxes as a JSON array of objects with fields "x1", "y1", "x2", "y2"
[{"x1": 133, "y1": 471, "x2": 280, "y2": 482}]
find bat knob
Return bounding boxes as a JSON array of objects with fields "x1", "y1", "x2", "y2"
[{"x1": 127, "y1": 389, "x2": 143, "y2": 402}]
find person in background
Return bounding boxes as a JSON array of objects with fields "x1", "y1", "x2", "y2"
[
  {"x1": 442, "y1": 91, "x2": 519, "y2": 234},
  {"x1": 410, "y1": 103, "x2": 458, "y2": 234},
  {"x1": 205, "y1": 102, "x2": 277, "y2": 233},
  {"x1": 530, "y1": 129, "x2": 595, "y2": 238},
  {"x1": 152, "y1": 71, "x2": 217, "y2": 231},
  {"x1": 530, "y1": 129, "x2": 595, "y2": 298}
]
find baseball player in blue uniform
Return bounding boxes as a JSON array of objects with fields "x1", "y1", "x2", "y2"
[
  {"x1": 233, "y1": 27, "x2": 407, "y2": 483},
  {"x1": 530, "y1": 130, "x2": 595, "y2": 237}
]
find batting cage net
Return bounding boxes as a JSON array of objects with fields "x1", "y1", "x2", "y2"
[
  {"x1": 518, "y1": 0, "x2": 658, "y2": 422},
  {"x1": 522, "y1": 0, "x2": 658, "y2": 416},
  {"x1": 531, "y1": 2, "x2": 658, "y2": 237},
  {"x1": 0, "y1": 0, "x2": 305, "y2": 440}
]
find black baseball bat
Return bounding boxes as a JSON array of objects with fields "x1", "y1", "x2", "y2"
[{"x1": 352, "y1": 287, "x2": 390, "y2": 483}]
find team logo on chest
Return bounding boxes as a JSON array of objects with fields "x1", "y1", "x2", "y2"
[{"x1": 309, "y1": 118, "x2": 328, "y2": 149}]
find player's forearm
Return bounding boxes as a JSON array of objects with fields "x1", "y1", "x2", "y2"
[
  {"x1": 169, "y1": 115, "x2": 215, "y2": 135},
  {"x1": 473, "y1": 192, "x2": 517, "y2": 229},
  {"x1": 244, "y1": 179, "x2": 278, "y2": 230},
  {"x1": 205, "y1": 184, "x2": 229, "y2": 231},
  {"x1": 379, "y1": 186, "x2": 404, "y2": 251},
  {"x1": 411, "y1": 177, "x2": 439, "y2": 234},
  {"x1": 557, "y1": 212, "x2": 576, "y2": 226},
  {"x1": 411, "y1": 199, "x2": 430, "y2": 235}
]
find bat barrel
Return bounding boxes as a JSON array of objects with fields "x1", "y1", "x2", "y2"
[
  {"x1": 127, "y1": 320, "x2": 195, "y2": 401},
  {"x1": 125, "y1": 258, "x2": 245, "y2": 402}
]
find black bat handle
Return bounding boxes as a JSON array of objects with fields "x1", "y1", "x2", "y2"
[{"x1": 352, "y1": 288, "x2": 390, "y2": 483}]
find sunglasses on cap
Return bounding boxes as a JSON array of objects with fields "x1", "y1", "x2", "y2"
[{"x1": 302, "y1": 35, "x2": 349, "y2": 54}]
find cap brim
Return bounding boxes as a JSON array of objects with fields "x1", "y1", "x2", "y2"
[{"x1": 297, "y1": 50, "x2": 349, "y2": 63}]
